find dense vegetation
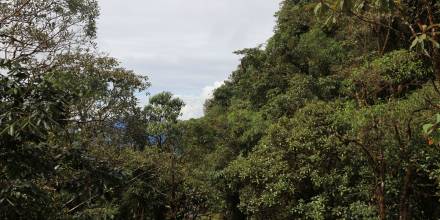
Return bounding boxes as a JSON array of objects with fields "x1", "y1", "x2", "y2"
[{"x1": 1, "y1": 0, "x2": 440, "y2": 219}]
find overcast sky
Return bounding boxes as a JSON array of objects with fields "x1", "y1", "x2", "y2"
[{"x1": 97, "y1": 0, "x2": 282, "y2": 119}]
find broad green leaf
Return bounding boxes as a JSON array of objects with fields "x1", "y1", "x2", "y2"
[
  {"x1": 314, "y1": 2, "x2": 323, "y2": 15},
  {"x1": 8, "y1": 125, "x2": 15, "y2": 136},
  {"x1": 410, "y1": 38, "x2": 419, "y2": 50},
  {"x1": 423, "y1": 123, "x2": 434, "y2": 134}
]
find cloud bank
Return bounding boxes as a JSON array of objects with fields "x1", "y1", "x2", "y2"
[
  {"x1": 97, "y1": 0, "x2": 281, "y2": 119},
  {"x1": 179, "y1": 81, "x2": 224, "y2": 120}
]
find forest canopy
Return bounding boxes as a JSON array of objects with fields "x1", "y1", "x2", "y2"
[{"x1": 1, "y1": 0, "x2": 440, "y2": 219}]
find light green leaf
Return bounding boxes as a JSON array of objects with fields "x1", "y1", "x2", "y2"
[
  {"x1": 423, "y1": 123, "x2": 434, "y2": 134},
  {"x1": 410, "y1": 38, "x2": 419, "y2": 50},
  {"x1": 314, "y1": 2, "x2": 323, "y2": 15},
  {"x1": 8, "y1": 125, "x2": 15, "y2": 136}
]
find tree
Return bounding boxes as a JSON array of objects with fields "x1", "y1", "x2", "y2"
[
  {"x1": 144, "y1": 92, "x2": 185, "y2": 219},
  {"x1": 50, "y1": 53, "x2": 150, "y2": 148},
  {"x1": 145, "y1": 92, "x2": 184, "y2": 148}
]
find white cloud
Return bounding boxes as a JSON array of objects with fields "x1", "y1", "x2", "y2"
[
  {"x1": 201, "y1": 81, "x2": 224, "y2": 101},
  {"x1": 97, "y1": 0, "x2": 281, "y2": 96},
  {"x1": 179, "y1": 81, "x2": 224, "y2": 120},
  {"x1": 136, "y1": 81, "x2": 223, "y2": 120},
  {"x1": 97, "y1": 0, "x2": 281, "y2": 120}
]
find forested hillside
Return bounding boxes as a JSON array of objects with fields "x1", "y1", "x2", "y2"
[{"x1": 1, "y1": 0, "x2": 440, "y2": 219}]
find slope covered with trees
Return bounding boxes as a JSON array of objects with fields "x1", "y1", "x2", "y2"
[{"x1": 1, "y1": 0, "x2": 440, "y2": 219}]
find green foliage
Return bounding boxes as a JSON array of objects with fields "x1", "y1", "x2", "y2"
[
  {"x1": 2, "y1": 0, "x2": 440, "y2": 219},
  {"x1": 261, "y1": 74, "x2": 316, "y2": 119},
  {"x1": 0, "y1": 180, "x2": 56, "y2": 219},
  {"x1": 0, "y1": 60, "x2": 69, "y2": 219},
  {"x1": 144, "y1": 92, "x2": 185, "y2": 149},
  {"x1": 423, "y1": 113, "x2": 440, "y2": 145},
  {"x1": 346, "y1": 50, "x2": 433, "y2": 103},
  {"x1": 145, "y1": 92, "x2": 185, "y2": 126},
  {"x1": 296, "y1": 28, "x2": 347, "y2": 76},
  {"x1": 187, "y1": 0, "x2": 440, "y2": 219}
]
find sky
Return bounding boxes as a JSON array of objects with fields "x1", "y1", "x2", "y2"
[{"x1": 96, "y1": 0, "x2": 282, "y2": 119}]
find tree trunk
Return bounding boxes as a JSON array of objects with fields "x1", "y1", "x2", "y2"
[
  {"x1": 226, "y1": 191, "x2": 246, "y2": 220},
  {"x1": 153, "y1": 205, "x2": 166, "y2": 220},
  {"x1": 433, "y1": 49, "x2": 440, "y2": 81},
  {"x1": 377, "y1": 153, "x2": 386, "y2": 220},
  {"x1": 399, "y1": 165, "x2": 414, "y2": 220},
  {"x1": 171, "y1": 152, "x2": 178, "y2": 220},
  {"x1": 377, "y1": 180, "x2": 386, "y2": 220},
  {"x1": 140, "y1": 207, "x2": 144, "y2": 220},
  {"x1": 428, "y1": 1, "x2": 440, "y2": 81}
]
